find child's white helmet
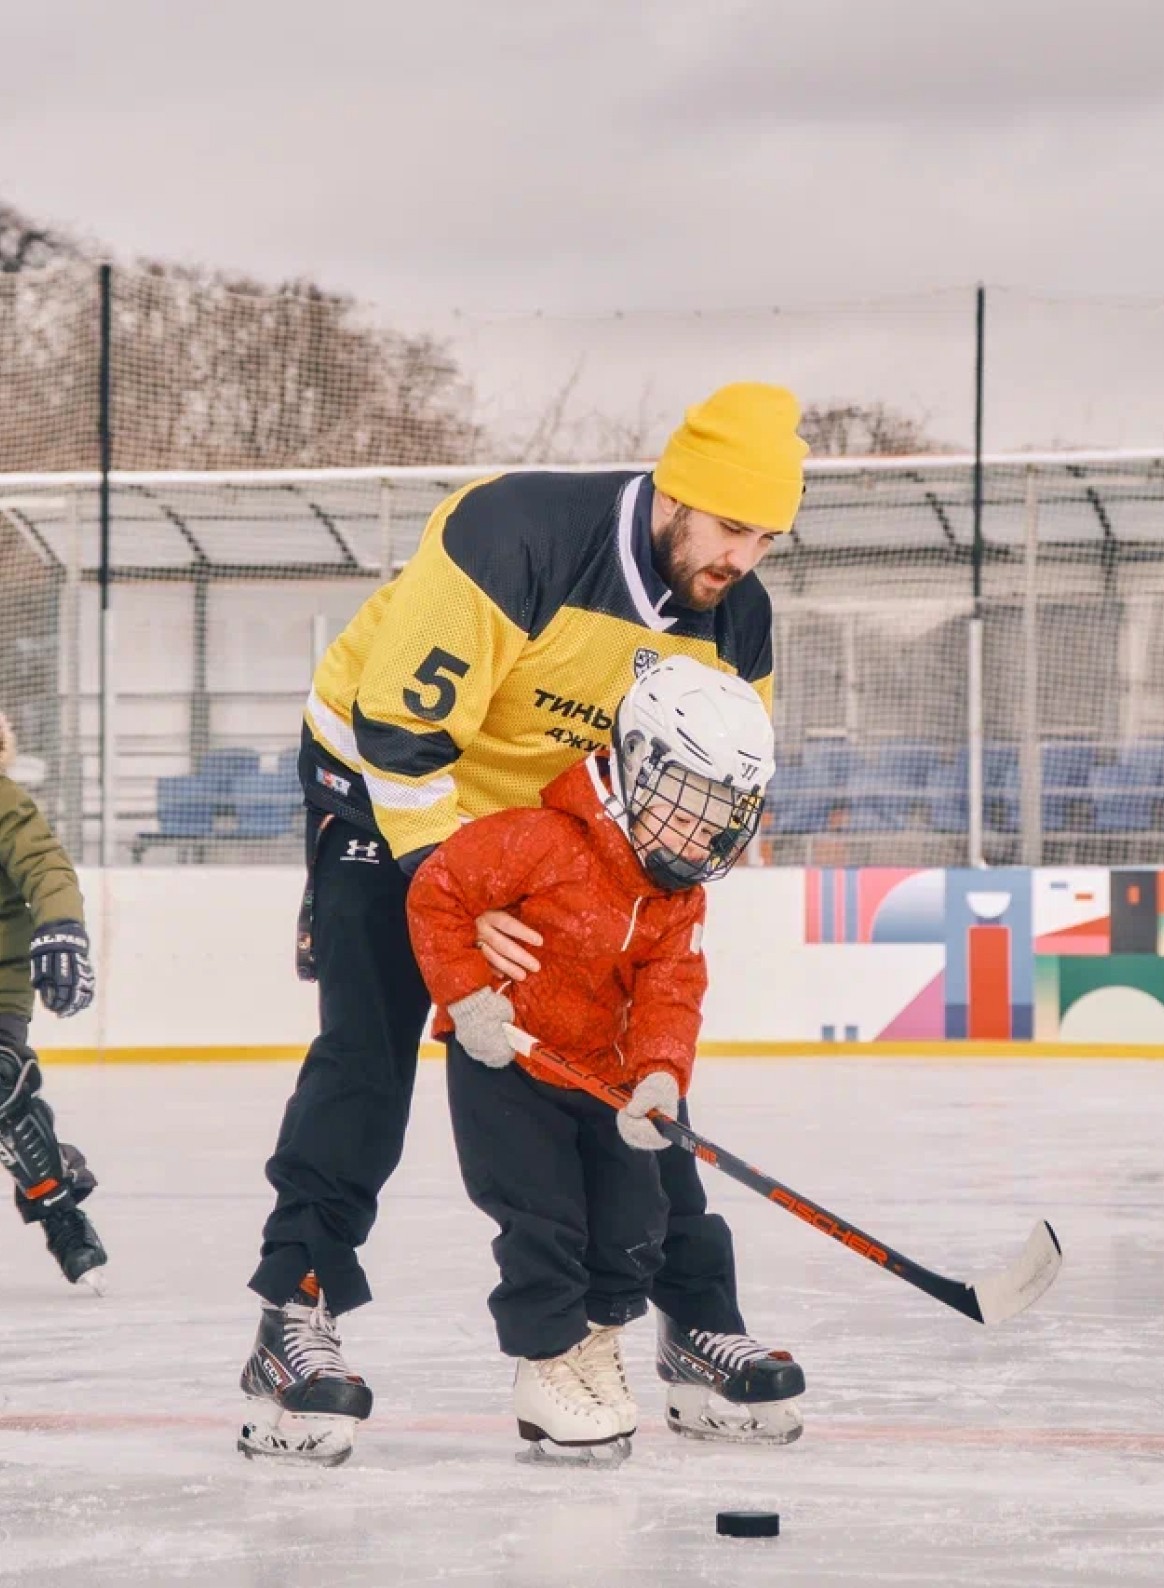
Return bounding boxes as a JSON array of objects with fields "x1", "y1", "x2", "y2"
[{"x1": 611, "y1": 655, "x2": 776, "y2": 890}]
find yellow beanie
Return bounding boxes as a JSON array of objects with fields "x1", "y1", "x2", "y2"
[{"x1": 654, "y1": 382, "x2": 809, "y2": 534}]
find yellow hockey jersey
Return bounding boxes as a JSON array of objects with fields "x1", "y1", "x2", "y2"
[{"x1": 301, "y1": 470, "x2": 774, "y2": 860}]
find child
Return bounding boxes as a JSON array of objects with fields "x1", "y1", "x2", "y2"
[
  {"x1": 0, "y1": 712, "x2": 106, "y2": 1290},
  {"x1": 406, "y1": 656, "x2": 775, "y2": 1459}
]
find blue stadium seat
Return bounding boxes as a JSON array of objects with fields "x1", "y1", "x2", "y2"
[
  {"x1": 276, "y1": 745, "x2": 301, "y2": 781},
  {"x1": 1042, "y1": 741, "x2": 1095, "y2": 788},
  {"x1": 800, "y1": 742, "x2": 856, "y2": 787},
  {"x1": 198, "y1": 747, "x2": 262, "y2": 791},
  {"x1": 924, "y1": 755, "x2": 966, "y2": 795},
  {"x1": 157, "y1": 774, "x2": 215, "y2": 838},
  {"x1": 1118, "y1": 741, "x2": 1164, "y2": 783},
  {"x1": 984, "y1": 794, "x2": 1019, "y2": 832},
  {"x1": 1092, "y1": 745, "x2": 1164, "y2": 788},
  {"x1": 231, "y1": 770, "x2": 301, "y2": 838},
  {"x1": 861, "y1": 741, "x2": 935, "y2": 789},
  {"x1": 929, "y1": 796, "x2": 968, "y2": 832},
  {"x1": 1043, "y1": 793, "x2": 1097, "y2": 832},
  {"x1": 951, "y1": 744, "x2": 1018, "y2": 790},
  {"x1": 769, "y1": 762, "x2": 821, "y2": 797},
  {"x1": 1094, "y1": 793, "x2": 1157, "y2": 832},
  {"x1": 845, "y1": 797, "x2": 905, "y2": 832},
  {"x1": 771, "y1": 795, "x2": 834, "y2": 834},
  {"x1": 984, "y1": 745, "x2": 1019, "y2": 789}
]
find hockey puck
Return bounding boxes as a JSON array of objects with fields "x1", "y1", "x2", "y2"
[{"x1": 716, "y1": 1510, "x2": 781, "y2": 1538}]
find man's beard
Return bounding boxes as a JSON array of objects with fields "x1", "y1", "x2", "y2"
[{"x1": 654, "y1": 510, "x2": 741, "y2": 611}]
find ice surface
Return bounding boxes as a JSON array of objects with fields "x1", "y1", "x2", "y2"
[{"x1": 1, "y1": 1058, "x2": 1161, "y2": 1587}]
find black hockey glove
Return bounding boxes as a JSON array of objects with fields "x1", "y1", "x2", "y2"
[{"x1": 30, "y1": 920, "x2": 95, "y2": 1017}]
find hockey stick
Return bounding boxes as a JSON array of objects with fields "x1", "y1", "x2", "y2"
[{"x1": 502, "y1": 1024, "x2": 1061, "y2": 1327}]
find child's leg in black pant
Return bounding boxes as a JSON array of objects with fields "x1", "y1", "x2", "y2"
[
  {"x1": 446, "y1": 1041, "x2": 662, "y2": 1358},
  {"x1": 579, "y1": 1111, "x2": 667, "y2": 1328}
]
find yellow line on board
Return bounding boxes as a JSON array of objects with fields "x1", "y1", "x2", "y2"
[
  {"x1": 35, "y1": 1043, "x2": 449, "y2": 1066},
  {"x1": 35, "y1": 1039, "x2": 1164, "y2": 1064}
]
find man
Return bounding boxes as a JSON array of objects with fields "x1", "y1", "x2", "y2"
[{"x1": 239, "y1": 382, "x2": 810, "y2": 1465}]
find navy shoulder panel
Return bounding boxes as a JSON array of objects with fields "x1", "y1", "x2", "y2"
[
  {"x1": 441, "y1": 471, "x2": 637, "y2": 637},
  {"x1": 716, "y1": 575, "x2": 774, "y2": 682}
]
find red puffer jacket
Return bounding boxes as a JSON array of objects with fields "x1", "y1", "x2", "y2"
[{"x1": 406, "y1": 754, "x2": 707, "y2": 1094}]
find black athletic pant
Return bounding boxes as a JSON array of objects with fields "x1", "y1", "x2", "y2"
[
  {"x1": 250, "y1": 813, "x2": 430, "y2": 1313},
  {"x1": 251, "y1": 812, "x2": 745, "y2": 1334},
  {"x1": 0, "y1": 1011, "x2": 94, "y2": 1222},
  {"x1": 446, "y1": 1036, "x2": 668, "y2": 1359}
]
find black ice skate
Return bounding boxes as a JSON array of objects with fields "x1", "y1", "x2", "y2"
[
  {"x1": 41, "y1": 1202, "x2": 108, "y2": 1292},
  {"x1": 656, "y1": 1313, "x2": 806, "y2": 1444},
  {"x1": 238, "y1": 1278, "x2": 373, "y2": 1467}
]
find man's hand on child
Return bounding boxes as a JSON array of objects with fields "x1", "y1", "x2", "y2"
[
  {"x1": 617, "y1": 1071, "x2": 679, "y2": 1151},
  {"x1": 448, "y1": 987, "x2": 517, "y2": 1067},
  {"x1": 30, "y1": 920, "x2": 95, "y2": 1018},
  {"x1": 473, "y1": 909, "x2": 543, "y2": 982}
]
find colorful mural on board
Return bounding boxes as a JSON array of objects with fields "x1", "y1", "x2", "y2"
[{"x1": 805, "y1": 866, "x2": 1163, "y2": 1044}]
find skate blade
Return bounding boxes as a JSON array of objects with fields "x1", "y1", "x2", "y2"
[
  {"x1": 238, "y1": 1401, "x2": 357, "y2": 1467},
  {"x1": 516, "y1": 1434, "x2": 632, "y2": 1468},
  {"x1": 238, "y1": 1433, "x2": 353, "y2": 1468},
  {"x1": 74, "y1": 1267, "x2": 107, "y2": 1297},
  {"x1": 666, "y1": 1388, "x2": 804, "y2": 1446}
]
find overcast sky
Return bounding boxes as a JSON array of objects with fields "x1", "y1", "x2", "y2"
[{"x1": 3, "y1": 0, "x2": 1164, "y2": 450}]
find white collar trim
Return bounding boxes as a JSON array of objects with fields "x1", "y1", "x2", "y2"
[{"x1": 616, "y1": 475, "x2": 677, "y2": 633}]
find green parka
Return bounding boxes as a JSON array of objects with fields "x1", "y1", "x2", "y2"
[{"x1": 0, "y1": 714, "x2": 86, "y2": 1020}]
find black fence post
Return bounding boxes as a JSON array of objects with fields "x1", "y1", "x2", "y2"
[
  {"x1": 968, "y1": 283, "x2": 987, "y2": 865},
  {"x1": 972, "y1": 282, "x2": 985, "y2": 604},
  {"x1": 98, "y1": 262, "x2": 113, "y2": 863}
]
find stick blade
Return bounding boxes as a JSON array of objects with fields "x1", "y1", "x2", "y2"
[{"x1": 972, "y1": 1220, "x2": 1062, "y2": 1326}]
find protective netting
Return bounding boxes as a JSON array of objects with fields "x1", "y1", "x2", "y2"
[
  {"x1": 1, "y1": 267, "x2": 974, "y2": 470},
  {"x1": 761, "y1": 462, "x2": 974, "y2": 868},
  {"x1": 5, "y1": 265, "x2": 1164, "y2": 466},
  {"x1": 437, "y1": 290, "x2": 975, "y2": 461},
  {"x1": 977, "y1": 458, "x2": 1164, "y2": 868},
  {"x1": 0, "y1": 262, "x2": 483, "y2": 472},
  {"x1": 0, "y1": 261, "x2": 100, "y2": 472},
  {"x1": 763, "y1": 456, "x2": 1164, "y2": 867},
  {"x1": 4, "y1": 262, "x2": 1164, "y2": 867},
  {"x1": 2, "y1": 458, "x2": 1163, "y2": 869},
  {"x1": 0, "y1": 472, "x2": 461, "y2": 864}
]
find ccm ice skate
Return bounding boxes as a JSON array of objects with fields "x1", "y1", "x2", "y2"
[
  {"x1": 514, "y1": 1343, "x2": 631, "y2": 1466},
  {"x1": 238, "y1": 1278, "x2": 373, "y2": 1466},
  {"x1": 657, "y1": 1313, "x2": 805, "y2": 1444}
]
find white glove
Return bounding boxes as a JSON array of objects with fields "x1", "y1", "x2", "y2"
[
  {"x1": 448, "y1": 987, "x2": 516, "y2": 1068},
  {"x1": 616, "y1": 1071, "x2": 679, "y2": 1151}
]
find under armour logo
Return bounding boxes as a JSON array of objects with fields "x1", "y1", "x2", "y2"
[
  {"x1": 633, "y1": 647, "x2": 660, "y2": 679},
  {"x1": 341, "y1": 838, "x2": 380, "y2": 863}
]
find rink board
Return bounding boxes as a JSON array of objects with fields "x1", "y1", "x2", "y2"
[{"x1": 30, "y1": 863, "x2": 1164, "y2": 1061}]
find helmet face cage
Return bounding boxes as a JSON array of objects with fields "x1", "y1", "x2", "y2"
[{"x1": 621, "y1": 735, "x2": 764, "y2": 891}]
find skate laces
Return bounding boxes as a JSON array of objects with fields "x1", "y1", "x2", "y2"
[
  {"x1": 45, "y1": 1206, "x2": 88, "y2": 1250},
  {"x1": 283, "y1": 1298, "x2": 353, "y2": 1381},
  {"x1": 688, "y1": 1330, "x2": 779, "y2": 1373},
  {"x1": 578, "y1": 1326, "x2": 632, "y2": 1403},
  {"x1": 537, "y1": 1349, "x2": 609, "y2": 1417}
]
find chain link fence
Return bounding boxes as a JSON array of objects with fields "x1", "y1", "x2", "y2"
[{"x1": 3, "y1": 455, "x2": 1163, "y2": 867}]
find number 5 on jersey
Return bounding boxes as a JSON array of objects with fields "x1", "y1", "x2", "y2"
[{"x1": 405, "y1": 647, "x2": 470, "y2": 722}]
